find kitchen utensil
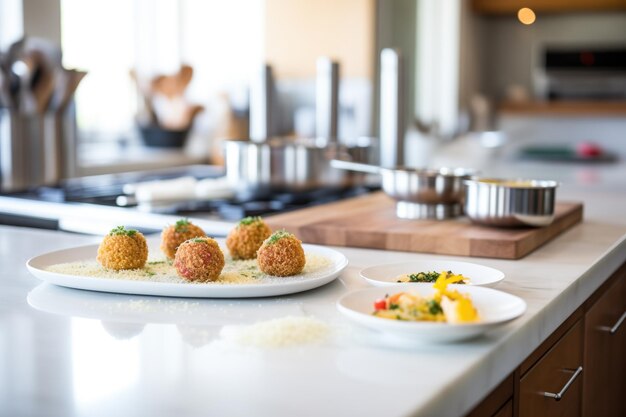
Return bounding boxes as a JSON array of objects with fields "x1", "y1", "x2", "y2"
[
  {"x1": 315, "y1": 57, "x2": 338, "y2": 146},
  {"x1": 150, "y1": 65, "x2": 194, "y2": 100},
  {"x1": 28, "y1": 50, "x2": 55, "y2": 114},
  {"x1": 0, "y1": 65, "x2": 16, "y2": 108},
  {"x1": 225, "y1": 138, "x2": 368, "y2": 199},
  {"x1": 330, "y1": 159, "x2": 473, "y2": 219},
  {"x1": 0, "y1": 109, "x2": 29, "y2": 191},
  {"x1": 117, "y1": 177, "x2": 234, "y2": 206},
  {"x1": 56, "y1": 70, "x2": 86, "y2": 113},
  {"x1": 129, "y1": 69, "x2": 158, "y2": 125},
  {"x1": 249, "y1": 64, "x2": 274, "y2": 142},
  {"x1": 12, "y1": 55, "x2": 37, "y2": 114},
  {"x1": 464, "y1": 178, "x2": 558, "y2": 227},
  {"x1": 183, "y1": 104, "x2": 204, "y2": 127},
  {"x1": 264, "y1": 193, "x2": 583, "y2": 259},
  {"x1": 379, "y1": 48, "x2": 405, "y2": 168},
  {"x1": 48, "y1": 70, "x2": 84, "y2": 182},
  {"x1": 225, "y1": 61, "x2": 374, "y2": 199}
]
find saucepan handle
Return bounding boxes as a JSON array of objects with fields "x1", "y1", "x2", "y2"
[{"x1": 330, "y1": 159, "x2": 383, "y2": 175}]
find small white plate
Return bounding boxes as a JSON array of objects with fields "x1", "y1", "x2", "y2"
[
  {"x1": 26, "y1": 239, "x2": 348, "y2": 298},
  {"x1": 360, "y1": 260, "x2": 504, "y2": 288},
  {"x1": 337, "y1": 284, "x2": 526, "y2": 343}
]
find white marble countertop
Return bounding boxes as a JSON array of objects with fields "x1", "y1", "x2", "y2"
[
  {"x1": 2, "y1": 137, "x2": 626, "y2": 416},
  {"x1": 2, "y1": 187, "x2": 626, "y2": 417}
]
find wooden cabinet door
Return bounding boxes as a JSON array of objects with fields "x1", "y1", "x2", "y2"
[
  {"x1": 520, "y1": 319, "x2": 583, "y2": 417},
  {"x1": 583, "y1": 274, "x2": 626, "y2": 417}
]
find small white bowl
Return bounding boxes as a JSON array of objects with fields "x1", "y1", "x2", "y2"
[
  {"x1": 360, "y1": 260, "x2": 504, "y2": 288},
  {"x1": 337, "y1": 284, "x2": 526, "y2": 344}
]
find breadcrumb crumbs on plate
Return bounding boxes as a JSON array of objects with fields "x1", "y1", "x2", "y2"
[{"x1": 45, "y1": 254, "x2": 332, "y2": 285}]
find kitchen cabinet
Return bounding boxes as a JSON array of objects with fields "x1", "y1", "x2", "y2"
[
  {"x1": 582, "y1": 269, "x2": 626, "y2": 417},
  {"x1": 519, "y1": 320, "x2": 583, "y2": 417},
  {"x1": 466, "y1": 374, "x2": 514, "y2": 417},
  {"x1": 472, "y1": 0, "x2": 626, "y2": 14},
  {"x1": 467, "y1": 264, "x2": 626, "y2": 417}
]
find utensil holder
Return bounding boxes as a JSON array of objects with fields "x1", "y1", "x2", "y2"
[{"x1": 0, "y1": 104, "x2": 77, "y2": 192}]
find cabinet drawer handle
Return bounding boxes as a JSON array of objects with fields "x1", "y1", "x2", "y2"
[
  {"x1": 543, "y1": 366, "x2": 583, "y2": 401},
  {"x1": 603, "y1": 311, "x2": 626, "y2": 335}
]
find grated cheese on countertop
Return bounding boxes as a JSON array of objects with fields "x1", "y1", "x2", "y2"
[{"x1": 220, "y1": 316, "x2": 330, "y2": 348}]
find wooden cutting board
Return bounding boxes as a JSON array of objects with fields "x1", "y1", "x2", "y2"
[{"x1": 265, "y1": 192, "x2": 583, "y2": 259}]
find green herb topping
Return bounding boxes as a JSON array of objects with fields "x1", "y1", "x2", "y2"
[
  {"x1": 238, "y1": 216, "x2": 262, "y2": 226},
  {"x1": 405, "y1": 271, "x2": 441, "y2": 283},
  {"x1": 427, "y1": 300, "x2": 443, "y2": 315},
  {"x1": 191, "y1": 237, "x2": 209, "y2": 243},
  {"x1": 109, "y1": 226, "x2": 137, "y2": 237},
  {"x1": 266, "y1": 230, "x2": 292, "y2": 244},
  {"x1": 397, "y1": 270, "x2": 465, "y2": 284},
  {"x1": 175, "y1": 218, "x2": 191, "y2": 232}
]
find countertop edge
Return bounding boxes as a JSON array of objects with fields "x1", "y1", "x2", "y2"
[{"x1": 418, "y1": 234, "x2": 626, "y2": 417}]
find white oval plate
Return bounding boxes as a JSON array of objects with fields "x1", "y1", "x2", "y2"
[
  {"x1": 337, "y1": 284, "x2": 525, "y2": 343},
  {"x1": 360, "y1": 260, "x2": 504, "y2": 288},
  {"x1": 26, "y1": 240, "x2": 347, "y2": 298}
]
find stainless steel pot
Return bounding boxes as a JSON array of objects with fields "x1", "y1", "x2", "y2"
[
  {"x1": 331, "y1": 159, "x2": 474, "y2": 219},
  {"x1": 225, "y1": 138, "x2": 375, "y2": 199},
  {"x1": 464, "y1": 178, "x2": 558, "y2": 227},
  {"x1": 226, "y1": 59, "x2": 378, "y2": 199}
]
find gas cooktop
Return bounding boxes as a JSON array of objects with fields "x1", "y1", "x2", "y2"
[{"x1": 9, "y1": 165, "x2": 377, "y2": 221}]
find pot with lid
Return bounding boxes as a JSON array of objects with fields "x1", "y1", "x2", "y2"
[{"x1": 225, "y1": 59, "x2": 376, "y2": 199}]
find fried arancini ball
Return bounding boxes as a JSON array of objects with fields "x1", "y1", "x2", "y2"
[
  {"x1": 257, "y1": 231, "x2": 306, "y2": 277},
  {"x1": 97, "y1": 226, "x2": 148, "y2": 270},
  {"x1": 161, "y1": 219, "x2": 206, "y2": 259},
  {"x1": 226, "y1": 216, "x2": 272, "y2": 260},
  {"x1": 173, "y1": 237, "x2": 225, "y2": 282}
]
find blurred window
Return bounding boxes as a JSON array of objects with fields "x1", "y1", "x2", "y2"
[{"x1": 60, "y1": 0, "x2": 262, "y2": 143}]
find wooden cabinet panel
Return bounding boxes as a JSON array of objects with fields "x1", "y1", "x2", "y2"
[
  {"x1": 583, "y1": 273, "x2": 626, "y2": 417},
  {"x1": 468, "y1": 264, "x2": 624, "y2": 417},
  {"x1": 520, "y1": 319, "x2": 583, "y2": 417},
  {"x1": 493, "y1": 399, "x2": 512, "y2": 417},
  {"x1": 466, "y1": 374, "x2": 513, "y2": 417},
  {"x1": 472, "y1": 0, "x2": 626, "y2": 14}
]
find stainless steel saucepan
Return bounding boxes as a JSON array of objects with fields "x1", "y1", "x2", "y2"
[
  {"x1": 464, "y1": 178, "x2": 558, "y2": 227},
  {"x1": 225, "y1": 59, "x2": 377, "y2": 199},
  {"x1": 330, "y1": 159, "x2": 474, "y2": 219},
  {"x1": 226, "y1": 138, "x2": 374, "y2": 199}
]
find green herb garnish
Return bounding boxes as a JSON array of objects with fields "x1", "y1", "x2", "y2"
[
  {"x1": 109, "y1": 226, "x2": 137, "y2": 237},
  {"x1": 148, "y1": 261, "x2": 165, "y2": 265},
  {"x1": 406, "y1": 271, "x2": 441, "y2": 283},
  {"x1": 266, "y1": 230, "x2": 292, "y2": 244},
  {"x1": 397, "y1": 270, "x2": 465, "y2": 284},
  {"x1": 175, "y1": 218, "x2": 191, "y2": 233},
  {"x1": 389, "y1": 303, "x2": 400, "y2": 310},
  {"x1": 238, "y1": 216, "x2": 262, "y2": 226},
  {"x1": 145, "y1": 270, "x2": 156, "y2": 277},
  {"x1": 427, "y1": 300, "x2": 443, "y2": 315},
  {"x1": 191, "y1": 237, "x2": 208, "y2": 243}
]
